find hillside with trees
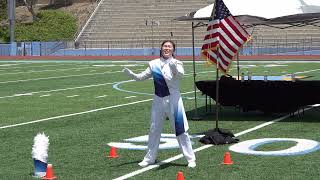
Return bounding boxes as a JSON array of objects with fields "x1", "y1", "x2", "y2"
[{"x1": 0, "y1": 0, "x2": 97, "y2": 42}]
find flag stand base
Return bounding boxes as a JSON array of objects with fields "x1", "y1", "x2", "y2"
[{"x1": 199, "y1": 128, "x2": 239, "y2": 145}]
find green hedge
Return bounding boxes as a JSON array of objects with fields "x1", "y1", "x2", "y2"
[
  {"x1": 14, "y1": 10, "x2": 77, "y2": 41},
  {"x1": 0, "y1": 27, "x2": 9, "y2": 42},
  {"x1": 0, "y1": 0, "x2": 7, "y2": 21}
]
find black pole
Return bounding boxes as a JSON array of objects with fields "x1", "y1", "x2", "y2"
[
  {"x1": 215, "y1": 54, "x2": 219, "y2": 129},
  {"x1": 191, "y1": 22, "x2": 201, "y2": 120},
  {"x1": 237, "y1": 52, "x2": 240, "y2": 80}
]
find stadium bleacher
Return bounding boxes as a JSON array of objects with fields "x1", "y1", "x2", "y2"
[
  {"x1": 74, "y1": 0, "x2": 320, "y2": 53},
  {"x1": 75, "y1": 0, "x2": 210, "y2": 49},
  {"x1": 1, "y1": 0, "x2": 319, "y2": 56}
]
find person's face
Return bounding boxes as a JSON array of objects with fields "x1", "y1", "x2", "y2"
[{"x1": 161, "y1": 42, "x2": 174, "y2": 59}]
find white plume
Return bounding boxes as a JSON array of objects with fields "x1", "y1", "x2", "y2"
[{"x1": 32, "y1": 133, "x2": 49, "y2": 163}]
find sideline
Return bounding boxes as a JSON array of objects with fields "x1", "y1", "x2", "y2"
[{"x1": 113, "y1": 105, "x2": 319, "y2": 180}]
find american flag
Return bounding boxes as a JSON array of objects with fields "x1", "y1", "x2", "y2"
[{"x1": 201, "y1": 0, "x2": 250, "y2": 73}]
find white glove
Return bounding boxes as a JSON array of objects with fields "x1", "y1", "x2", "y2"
[
  {"x1": 168, "y1": 61, "x2": 178, "y2": 74},
  {"x1": 168, "y1": 61, "x2": 177, "y2": 69},
  {"x1": 123, "y1": 67, "x2": 133, "y2": 76}
]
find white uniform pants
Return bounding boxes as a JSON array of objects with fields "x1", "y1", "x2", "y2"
[{"x1": 142, "y1": 95, "x2": 196, "y2": 163}]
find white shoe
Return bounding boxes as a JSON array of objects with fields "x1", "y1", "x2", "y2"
[
  {"x1": 188, "y1": 161, "x2": 196, "y2": 168},
  {"x1": 138, "y1": 161, "x2": 154, "y2": 167}
]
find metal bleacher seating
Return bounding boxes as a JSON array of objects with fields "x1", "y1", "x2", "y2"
[
  {"x1": 75, "y1": 0, "x2": 210, "y2": 49},
  {"x1": 75, "y1": 0, "x2": 320, "y2": 53}
]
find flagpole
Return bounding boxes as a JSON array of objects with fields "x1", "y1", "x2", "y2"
[
  {"x1": 191, "y1": 22, "x2": 202, "y2": 120},
  {"x1": 212, "y1": 1, "x2": 219, "y2": 129},
  {"x1": 237, "y1": 52, "x2": 240, "y2": 80},
  {"x1": 215, "y1": 49, "x2": 220, "y2": 129},
  {"x1": 200, "y1": 0, "x2": 239, "y2": 144}
]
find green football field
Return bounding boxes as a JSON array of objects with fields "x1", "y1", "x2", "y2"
[{"x1": 0, "y1": 60, "x2": 319, "y2": 180}]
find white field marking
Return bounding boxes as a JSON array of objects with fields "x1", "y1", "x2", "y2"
[
  {"x1": 113, "y1": 79, "x2": 197, "y2": 96},
  {"x1": 238, "y1": 61, "x2": 320, "y2": 63},
  {"x1": 113, "y1": 105, "x2": 317, "y2": 180},
  {"x1": 239, "y1": 65, "x2": 256, "y2": 68},
  {"x1": 121, "y1": 64, "x2": 144, "y2": 67},
  {"x1": 39, "y1": 94, "x2": 51, "y2": 97},
  {"x1": 95, "y1": 95, "x2": 108, "y2": 98},
  {"x1": 93, "y1": 65, "x2": 116, "y2": 67},
  {"x1": 0, "y1": 71, "x2": 122, "y2": 84},
  {"x1": 294, "y1": 68, "x2": 320, "y2": 75},
  {"x1": 0, "y1": 64, "x2": 21, "y2": 67},
  {"x1": 124, "y1": 96, "x2": 137, "y2": 99},
  {"x1": 0, "y1": 63, "x2": 31, "y2": 68},
  {"x1": 13, "y1": 93, "x2": 33, "y2": 96},
  {"x1": 0, "y1": 90, "x2": 195, "y2": 129},
  {"x1": 0, "y1": 82, "x2": 115, "y2": 99},
  {"x1": 263, "y1": 64, "x2": 288, "y2": 67},
  {"x1": 66, "y1": 95, "x2": 79, "y2": 98},
  {"x1": 93, "y1": 64, "x2": 144, "y2": 67},
  {"x1": 0, "y1": 66, "x2": 104, "y2": 76},
  {"x1": 0, "y1": 63, "x2": 76, "y2": 70},
  {"x1": 0, "y1": 99, "x2": 153, "y2": 130}
]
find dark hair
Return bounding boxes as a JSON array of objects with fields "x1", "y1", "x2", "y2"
[{"x1": 160, "y1": 40, "x2": 176, "y2": 58}]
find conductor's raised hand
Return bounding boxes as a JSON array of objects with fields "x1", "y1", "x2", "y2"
[{"x1": 123, "y1": 67, "x2": 133, "y2": 76}]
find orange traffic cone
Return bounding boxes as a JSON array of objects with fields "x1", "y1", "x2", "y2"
[
  {"x1": 222, "y1": 152, "x2": 233, "y2": 165},
  {"x1": 108, "y1": 146, "x2": 119, "y2": 158},
  {"x1": 176, "y1": 171, "x2": 185, "y2": 180},
  {"x1": 42, "y1": 164, "x2": 57, "y2": 180}
]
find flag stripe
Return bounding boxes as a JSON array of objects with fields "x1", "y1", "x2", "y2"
[
  {"x1": 207, "y1": 23, "x2": 220, "y2": 31},
  {"x1": 201, "y1": 0, "x2": 250, "y2": 73},
  {"x1": 220, "y1": 20, "x2": 242, "y2": 47},
  {"x1": 202, "y1": 41, "x2": 219, "y2": 50},
  {"x1": 204, "y1": 50, "x2": 227, "y2": 73},
  {"x1": 204, "y1": 32, "x2": 219, "y2": 40},
  {"x1": 225, "y1": 16, "x2": 247, "y2": 42},
  {"x1": 228, "y1": 16, "x2": 249, "y2": 41},
  {"x1": 220, "y1": 46, "x2": 233, "y2": 60},
  {"x1": 219, "y1": 33, "x2": 237, "y2": 53}
]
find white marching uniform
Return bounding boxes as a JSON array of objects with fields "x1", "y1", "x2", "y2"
[{"x1": 124, "y1": 57, "x2": 196, "y2": 164}]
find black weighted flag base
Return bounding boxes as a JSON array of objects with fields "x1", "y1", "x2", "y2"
[{"x1": 199, "y1": 128, "x2": 239, "y2": 145}]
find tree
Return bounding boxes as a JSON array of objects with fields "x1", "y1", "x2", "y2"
[
  {"x1": 0, "y1": 0, "x2": 7, "y2": 21},
  {"x1": 23, "y1": 0, "x2": 39, "y2": 21}
]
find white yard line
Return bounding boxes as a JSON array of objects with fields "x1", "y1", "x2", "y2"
[
  {"x1": 124, "y1": 96, "x2": 137, "y2": 99},
  {"x1": 295, "y1": 68, "x2": 320, "y2": 75},
  {"x1": 0, "y1": 66, "x2": 104, "y2": 76},
  {"x1": 0, "y1": 63, "x2": 76, "y2": 70},
  {"x1": 39, "y1": 94, "x2": 51, "y2": 97},
  {"x1": 96, "y1": 95, "x2": 108, "y2": 98},
  {"x1": 0, "y1": 90, "x2": 194, "y2": 129},
  {"x1": 0, "y1": 71, "x2": 122, "y2": 84},
  {"x1": 66, "y1": 95, "x2": 79, "y2": 98},
  {"x1": 0, "y1": 99, "x2": 153, "y2": 129},
  {"x1": 0, "y1": 82, "x2": 115, "y2": 99},
  {"x1": 113, "y1": 105, "x2": 318, "y2": 180}
]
